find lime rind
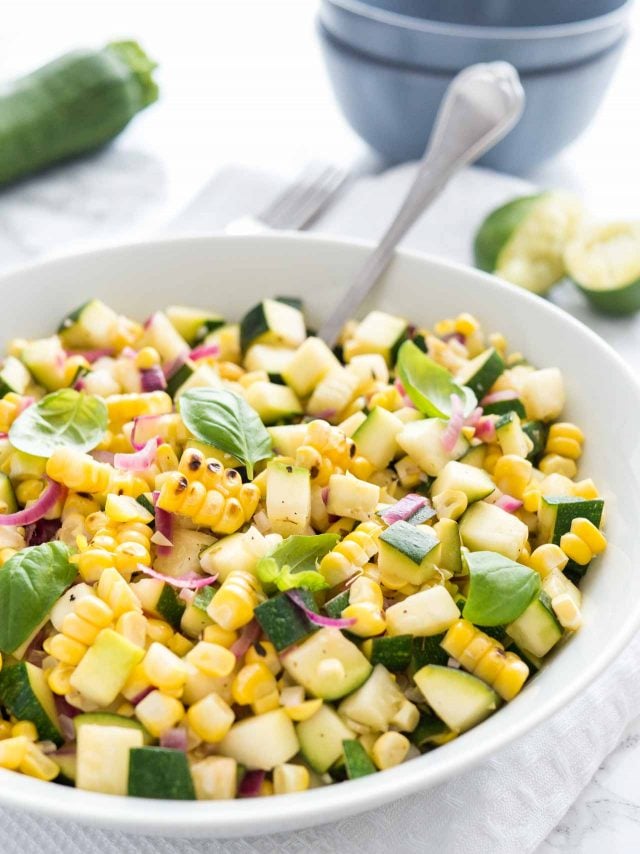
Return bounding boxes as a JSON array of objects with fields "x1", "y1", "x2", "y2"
[{"x1": 474, "y1": 194, "x2": 542, "y2": 275}]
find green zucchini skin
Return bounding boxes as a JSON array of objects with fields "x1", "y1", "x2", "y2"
[{"x1": 0, "y1": 41, "x2": 158, "y2": 186}]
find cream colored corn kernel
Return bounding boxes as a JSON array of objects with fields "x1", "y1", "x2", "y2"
[
  {"x1": 528, "y1": 544, "x2": 568, "y2": 577},
  {"x1": 187, "y1": 642, "x2": 236, "y2": 678},
  {"x1": 372, "y1": 731, "x2": 410, "y2": 770},
  {"x1": 551, "y1": 593, "x2": 582, "y2": 631},
  {"x1": 273, "y1": 763, "x2": 310, "y2": 794},
  {"x1": 135, "y1": 690, "x2": 185, "y2": 737},
  {"x1": 187, "y1": 693, "x2": 235, "y2": 742}
]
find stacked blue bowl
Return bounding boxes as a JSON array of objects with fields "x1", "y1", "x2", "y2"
[{"x1": 318, "y1": 0, "x2": 633, "y2": 173}]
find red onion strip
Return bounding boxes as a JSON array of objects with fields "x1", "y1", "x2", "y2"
[
  {"x1": 286, "y1": 589, "x2": 356, "y2": 629},
  {"x1": 0, "y1": 479, "x2": 65, "y2": 526},
  {"x1": 238, "y1": 770, "x2": 265, "y2": 798},
  {"x1": 131, "y1": 414, "x2": 166, "y2": 451},
  {"x1": 114, "y1": 438, "x2": 160, "y2": 471},
  {"x1": 230, "y1": 620, "x2": 262, "y2": 659},
  {"x1": 136, "y1": 562, "x2": 218, "y2": 589},
  {"x1": 496, "y1": 494, "x2": 523, "y2": 513},
  {"x1": 380, "y1": 493, "x2": 428, "y2": 525},
  {"x1": 441, "y1": 394, "x2": 464, "y2": 453},
  {"x1": 480, "y1": 389, "x2": 519, "y2": 406},
  {"x1": 160, "y1": 728, "x2": 188, "y2": 751},
  {"x1": 475, "y1": 417, "x2": 497, "y2": 442},
  {"x1": 152, "y1": 490, "x2": 174, "y2": 557},
  {"x1": 65, "y1": 348, "x2": 114, "y2": 363},
  {"x1": 189, "y1": 343, "x2": 220, "y2": 361}
]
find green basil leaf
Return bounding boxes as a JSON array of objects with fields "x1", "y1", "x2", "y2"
[
  {"x1": 0, "y1": 542, "x2": 76, "y2": 654},
  {"x1": 462, "y1": 550, "x2": 541, "y2": 626},
  {"x1": 9, "y1": 389, "x2": 108, "y2": 457},
  {"x1": 179, "y1": 388, "x2": 273, "y2": 479},
  {"x1": 396, "y1": 340, "x2": 477, "y2": 417},
  {"x1": 257, "y1": 533, "x2": 339, "y2": 592}
]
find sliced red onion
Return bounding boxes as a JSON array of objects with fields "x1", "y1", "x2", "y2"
[
  {"x1": 238, "y1": 770, "x2": 265, "y2": 798},
  {"x1": 91, "y1": 450, "x2": 115, "y2": 464},
  {"x1": 230, "y1": 620, "x2": 262, "y2": 659},
  {"x1": 441, "y1": 394, "x2": 465, "y2": 453},
  {"x1": 121, "y1": 346, "x2": 139, "y2": 359},
  {"x1": 496, "y1": 494, "x2": 523, "y2": 513},
  {"x1": 163, "y1": 352, "x2": 189, "y2": 381},
  {"x1": 464, "y1": 406, "x2": 483, "y2": 428},
  {"x1": 55, "y1": 694, "x2": 81, "y2": 720},
  {"x1": 0, "y1": 479, "x2": 65, "y2": 526},
  {"x1": 179, "y1": 588, "x2": 196, "y2": 605},
  {"x1": 152, "y1": 491, "x2": 173, "y2": 556},
  {"x1": 321, "y1": 486, "x2": 329, "y2": 505},
  {"x1": 17, "y1": 396, "x2": 35, "y2": 414},
  {"x1": 150, "y1": 530, "x2": 173, "y2": 548},
  {"x1": 0, "y1": 432, "x2": 7, "y2": 439},
  {"x1": 132, "y1": 414, "x2": 167, "y2": 451},
  {"x1": 131, "y1": 686, "x2": 154, "y2": 706},
  {"x1": 160, "y1": 728, "x2": 188, "y2": 751},
  {"x1": 189, "y1": 343, "x2": 220, "y2": 361},
  {"x1": 286, "y1": 589, "x2": 356, "y2": 629},
  {"x1": 441, "y1": 331, "x2": 466, "y2": 345},
  {"x1": 136, "y1": 562, "x2": 218, "y2": 589},
  {"x1": 114, "y1": 438, "x2": 160, "y2": 471},
  {"x1": 58, "y1": 714, "x2": 76, "y2": 742},
  {"x1": 480, "y1": 389, "x2": 519, "y2": 406},
  {"x1": 394, "y1": 378, "x2": 415, "y2": 409},
  {"x1": 380, "y1": 493, "x2": 428, "y2": 526},
  {"x1": 73, "y1": 378, "x2": 86, "y2": 391},
  {"x1": 140, "y1": 365, "x2": 167, "y2": 392},
  {"x1": 26, "y1": 518, "x2": 62, "y2": 546},
  {"x1": 65, "y1": 348, "x2": 114, "y2": 363},
  {"x1": 475, "y1": 417, "x2": 496, "y2": 442}
]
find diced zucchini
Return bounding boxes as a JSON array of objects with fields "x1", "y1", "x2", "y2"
[
  {"x1": 165, "y1": 305, "x2": 224, "y2": 345},
  {"x1": 297, "y1": 704, "x2": 355, "y2": 773},
  {"x1": 413, "y1": 665, "x2": 499, "y2": 733},
  {"x1": 58, "y1": 299, "x2": 119, "y2": 349},
  {"x1": 482, "y1": 398, "x2": 526, "y2": 418},
  {"x1": 353, "y1": 407, "x2": 403, "y2": 470},
  {"x1": 459, "y1": 444, "x2": 487, "y2": 469},
  {"x1": 456, "y1": 347, "x2": 504, "y2": 399},
  {"x1": 203, "y1": 323, "x2": 241, "y2": 363},
  {"x1": 0, "y1": 662, "x2": 62, "y2": 745},
  {"x1": 538, "y1": 496, "x2": 604, "y2": 546},
  {"x1": 200, "y1": 532, "x2": 259, "y2": 583},
  {"x1": 282, "y1": 627, "x2": 372, "y2": 700},
  {"x1": 141, "y1": 311, "x2": 189, "y2": 363},
  {"x1": 410, "y1": 712, "x2": 454, "y2": 748},
  {"x1": 153, "y1": 529, "x2": 215, "y2": 579},
  {"x1": 76, "y1": 723, "x2": 144, "y2": 795},
  {"x1": 411, "y1": 633, "x2": 448, "y2": 670},
  {"x1": 254, "y1": 590, "x2": 318, "y2": 651},
  {"x1": 397, "y1": 418, "x2": 469, "y2": 477},
  {"x1": 339, "y1": 411, "x2": 368, "y2": 438},
  {"x1": 266, "y1": 460, "x2": 311, "y2": 536},
  {"x1": 306, "y1": 367, "x2": 358, "y2": 418},
  {"x1": 245, "y1": 382, "x2": 302, "y2": 425},
  {"x1": 218, "y1": 709, "x2": 299, "y2": 770},
  {"x1": 240, "y1": 299, "x2": 306, "y2": 353},
  {"x1": 338, "y1": 664, "x2": 405, "y2": 731},
  {"x1": 459, "y1": 501, "x2": 529, "y2": 561},
  {"x1": 523, "y1": 420, "x2": 548, "y2": 462},
  {"x1": 267, "y1": 423, "x2": 308, "y2": 457},
  {"x1": 0, "y1": 472, "x2": 17, "y2": 514},
  {"x1": 74, "y1": 712, "x2": 150, "y2": 744},
  {"x1": 495, "y1": 411, "x2": 533, "y2": 458},
  {"x1": 0, "y1": 356, "x2": 31, "y2": 398},
  {"x1": 520, "y1": 368, "x2": 565, "y2": 422},
  {"x1": 386, "y1": 587, "x2": 460, "y2": 637},
  {"x1": 342, "y1": 739, "x2": 377, "y2": 779},
  {"x1": 506, "y1": 593, "x2": 563, "y2": 657},
  {"x1": 128, "y1": 747, "x2": 196, "y2": 799},
  {"x1": 346, "y1": 310, "x2": 408, "y2": 365},
  {"x1": 378, "y1": 520, "x2": 439, "y2": 585},
  {"x1": 280, "y1": 337, "x2": 341, "y2": 397},
  {"x1": 171, "y1": 364, "x2": 222, "y2": 399},
  {"x1": 20, "y1": 336, "x2": 68, "y2": 390},
  {"x1": 346, "y1": 353, "x2": 389, "y2": 393},
  {"x1": 244, "y1": 345, "x2": 295, "y2": 382},
  {"x1": 70, "y1": 629, "x2": 145, "y2": 706},
  {"x1": 165, "y1": 359, "x2": 195, "y2": 397},
  {"x1": 433, "y1": 519, "x2": 463, "y2": 575},
  {"x1": 326, "y1": 473, "x2": 380, "y2": 523},
  {"x1": 324, "y1": 590, "x2": 351, "y2": 619},
  {"x1": 366, "y1": 635, "x2": 413, "y2": 671},
  {"x1": 431, "y1": 461, "x2": 495, "y2": 503},
  {"x1": 129, "y1": 578, "x2": 185, "y2": 630}
]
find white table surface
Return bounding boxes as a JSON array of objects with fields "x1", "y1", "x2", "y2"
[{"x1": 1, "y1": 2, "x2": 640, "y2": 851}]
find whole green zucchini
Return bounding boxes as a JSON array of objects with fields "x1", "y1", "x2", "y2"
[{"x1": 0, "y1": 41, "x2": 158, "y2": 186}]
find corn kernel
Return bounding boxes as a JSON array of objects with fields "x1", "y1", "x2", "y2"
[
  {"x1": 559, "y1": 532, "x2": 592, "y2": 566},
  {"x1": 273, "y1": 763, "x2": 310, "y2": 794},
  {"x1": 202, "y1": 625, "x2": 238, "y2": 648},
  {"x1": 539, "y1": 454, "x2": 577, "y2": 478},
  {"x1": 551, "y1": 593, "x2": 582, "y2": 631},
  {"x1": 570, "y1": 517, "x2": 607, "y2": 555},
  {"x1": 143, "y1": 642, "x2": 191, "y2": 692},
  {"x1": 341, "y1": 602, "x2": 386, "y2": 638},
  {"x1": 45, "y1": 633, "x2": 87, "y2": 666},
  {"x1": 0, "y1": 736, "x2": 29, "y2": 769},
  {"x1": 493, "y1": 455, "x2": 532, "y2": 499},
  {"x1": 168, "y1": 633, "x2": 194, "y2": 657},
  {"x1": 0, "y1": 720, "x2": 12, "y2": 740},
  {"x1": 47, "y1": 664, "x2": 75, "y2": 695},
  {"x1": 19, "y1": 742, "x2": 60, "y2": 781},
  {"x1": 105, "y1": 494, "x2": 153, "y2": 524},
  {"x1": 573, "y1": 478, "x2": 599, "y2": 499},
  {"x1": 492, "y1": 654, "x2": 529, "y2": 701},
  {"x1": 528, "y1": 544, "x2": 568, "y2": 578},
  {"x1": 190, "y1": 756, "x2": 238, "y2": 800},
  {"x1": 283, "y1": 698, "x2": 323, "y2": 722},
  {"x1": 231, "y1": 662, "x2": 277, "y2": 706},
  {"x1": 116, "y1": 611, "x2": 147, "y2": 648},
  {"x1": 187, "y1": 693, "x2": 235, "y2": 742},
  {"x1": 432, "y1": 488, "x2": 468, "y2": 520},
  {"x1": 245, "y1": 641, "x2": 281, "y2": 676},
  {"x1": 61, "y1": 613, "x2": 101, "y2": 646},
  {"x1": 11, "y1": 721, "x2": 38, "y2": 742},
  {"x1": 372, "y1": 731, "x2": 410, "y2": 770},
  {"x1": 135, "y1": 690, "x2": 184, "y2": 737},
  {"x1": 146, "y1": 619, "x2": 174, "y2": 645},
  {"x1": 135, "y1": 347, "x2": 161, "y2": 370},
  {"x1": 187, "y1": 642, "x2": 236, "y2": 678}
]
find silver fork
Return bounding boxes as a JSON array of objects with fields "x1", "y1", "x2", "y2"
[{"x1": 225, "y1": 162, "x2": 348, "y2": 234}]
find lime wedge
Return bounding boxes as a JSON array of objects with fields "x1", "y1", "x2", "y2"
[
  {"x1": 474, "y1": 192, "x2": 584, "y2": 295},
  {"x1": 565, "y1": 222, "x2": 640, "y2": 315}
]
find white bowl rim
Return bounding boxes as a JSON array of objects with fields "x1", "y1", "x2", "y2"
[
  {"x1": 323, "y1": 0, "x2": 633, "y2": 42},
  {"x1": 0, "y1": 232, "x2": 639, "y2": 836}
]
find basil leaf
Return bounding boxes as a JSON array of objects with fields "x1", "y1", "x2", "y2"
[
  {"x1": 462, "y1": 550, "x2": 541, "y2": 626},
  {"x1": 0, "y1": 542, "x2": 76, "y2": 654},
  {"x1": 257, "y1": 533, "x2": 339, "y2": 592},
  {"x1": 9, "y1": 389, "x2": 108, "y2": 458},
  {"x1": 396, "y1": 340, "x2": 476, "y2": 417},
  {"x1": 179, "y1": 388, "x2": 272, "y2": 479}
]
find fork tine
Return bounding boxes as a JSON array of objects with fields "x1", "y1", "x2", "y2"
[
  {"x1": 258, "y1": 163, "x2": 348, "y2": 231},
  {"x1": 287, "y1": 167, "x2": 348, "y2": 230},
  {"x1": 257, "y1": 162, "x2": 328, "y2": 228}
]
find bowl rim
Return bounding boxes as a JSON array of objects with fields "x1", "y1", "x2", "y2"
[
  {"x1": 322, "y1": 0, "x2": 633, "y2": 41},
  {"x1": 1, "y1": 231, "x2": 640, "y2": 836}
]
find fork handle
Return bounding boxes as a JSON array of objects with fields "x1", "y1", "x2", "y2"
[{"x1": 318, "y1": 62, "x2": 524, "y2": 348}]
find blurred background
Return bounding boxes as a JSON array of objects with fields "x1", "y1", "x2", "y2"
[{"x1": 0, "y1": 0, "x2": 637, "y2": 263}]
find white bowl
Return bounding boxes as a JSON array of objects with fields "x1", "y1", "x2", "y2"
[{"x1": 1, "y1": 234, "x2": 639, "y2": 837}]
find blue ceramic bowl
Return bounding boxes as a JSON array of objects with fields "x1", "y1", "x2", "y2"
[
  {"x1": 320, "y1": 0, "x2": 633, "y2": 71},
  {"x1": 318, "y1": 22, "x2": 627, "y2": 173}
]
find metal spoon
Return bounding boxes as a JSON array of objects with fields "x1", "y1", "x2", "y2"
[{"x1": 318, "y1": 61, "x2": 525, "y2": 347}]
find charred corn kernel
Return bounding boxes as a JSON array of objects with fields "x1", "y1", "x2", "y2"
[
  {"x1": 62, "y1": 492, "x2": 100, "y2": 519},
  {"x1": 349, "y1": 576, "x2": 384, "y2": 608},
  {"x1": 571, "y1": 517, "x2": 607, "y2": 555},
  {"x1": 15, "y1": 478, "x2": 43, "y2": 504},
  {"x1": 73, "y1": 596, "x2": 113, "y2": 628},
  {"x1": 273, "y1": 764, "x2": 310, "y2": 795},
  {"x1": 342, "y1": 602, "x2": 385, "y2": 637},
  {"x1": 187, "y1": 642, "x2": 236, "y2": 678},
  {"x1": 207, "y1": 569, "x2": 260, "y2": 631},
  {"x1": 252, "y1": 690, "x2": 281, "y2": 715},
  {"x1": 11, "y1": 721, "x2": 38, "y2": 742},
  {"x1": 44, "y1": 633, "x2": 87, "y2": 666},
  {"x1": 134, "y1": 347, "x2": 161, "y2": 369},
  {"x1": 238, "y1": 483, "x2": 261, "y2": 518},
  {"x1": 156, "y1": 443, "x2": 180, "y2": 472},
  {"x1": 0, "y1": 736, "x2": 28, "y2": 770},
  {"x1": 116, "y1": 611, "x2": 147, "y2": 648},
  {"x1": 319, "y1": 520, "x2": 381, "y2": 587},
  {"x1": 559, "y1": 532, "x2": 592, "y2": 566},
  {"x1": 283, "y1": 698, "x2": 323, "y2": 722},
  {"x1": 168, "y1": 633, "x2": 194, "y2": 657},
  {"x1": 105, "y1": 494, "x2": 153, "y2": 524},
  {"x1": 539, "y1": 454, "x2": 577, "y2": 478},
  {"x1": 114, "y1": 542, "x2": 151, "y2": 578},
  {"x1": 97, "y1": 567, "x2": 141, "y2": 616},
  {"x1": 106, "y1": 391, "x2": 172, "y2": 427},
  {"x1": 231, "y1": 662, "x2": 277, "y2": 706},
  {"x1": 157, "y1": 469, "x2": 251, "y2": 535},
  {"x1": 202, "y1": 625, "x2": 238, "y2": 648},
  {"x1": 19, "y1": 742, "x2": 60, "y2": 781},
  {"x1": 61, "y1": 613, "x2": 101, "y2": 646},
  {"x1": 493, "y1": 455, "x2": 532, "y2": 499},
  {"x1": 441, "y1": 619, "x2": 476, "y2": 659},
  {"x1": 146, "y1": 619, "x2": 174, "y2": 646},
  {"x1": 47, "y1": 663, "x2": 75, "y2": 695},
  {"x1": 245, "y1": 641, "x2": 281, "y2": 676},
  {"x1": 483, "y1": 444, "x2": 502, "y2": 474},
  {"x1": 372, "y1": 731, "x2": 410, "y2": 770},
  {"x1": 135, "y1": 690, "x2": 184, "y2": 738},
  {"x1": 46, "y1": 448, "x2": 110, "y2": 492},
  {"x1": 143, "y1": 642, "x2": 191, "y2": 692},
  {"x1": 573, "y1": 478, "x2": 599, "y2": 499},
  {"x1": 473, "y1": 645, "x2": 509, "y2": 684},
  {"x1": 492, "y1": 653, "x2": 530, "y2": 701},
  {"x1": 528, "y1": 544, "x2": 568, "y2": 577},
  {"x1": 551, "y1": 593, "x2": 582, "y2": 631},
  {"x1": 432, "y1": 489, "x2": 468, "y2": 520},
  {"x1": 187, "y1": 693, "x2": 235, "y2": 742},
  {"x1": 178, "y1": 448, "x2": 207, "y2": 480},
  {"x1": 522, "y1": 487, "x2": 541, "y2": 513}
]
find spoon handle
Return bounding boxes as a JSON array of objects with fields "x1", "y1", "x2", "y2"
[{"x1": 318, "y1": 62, "x2": 524, "y2": 348}]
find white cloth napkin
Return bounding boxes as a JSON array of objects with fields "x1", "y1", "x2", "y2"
[{"x1": 1, "y1": 161, "x2": 639, "y2": 854}]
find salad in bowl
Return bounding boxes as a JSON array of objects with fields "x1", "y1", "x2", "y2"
[{"x1": 0, "y1": 293, "x2": 606, "y2": 801}]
